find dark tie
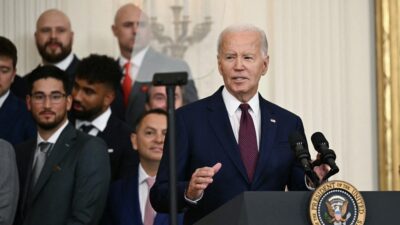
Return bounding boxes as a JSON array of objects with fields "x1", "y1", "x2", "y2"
[
  {"x1": 238, "y1": 103, "x2": 259, "y2": 182},
  {"x1": 32, "y1": 142, "x2": 52, "y2": 186},
  {"x1": 144, "y1": 177, "x2": 156, "y2": 225},
  {"x1": 80, "y1": 124, "x2": 94, "y2": 134}
]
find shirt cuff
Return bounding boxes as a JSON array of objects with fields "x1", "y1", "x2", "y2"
[{"x1": 184, "y1": 190, "x2": 204, "y2": 205}]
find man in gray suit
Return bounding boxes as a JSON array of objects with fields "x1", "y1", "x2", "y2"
[
  {"x1": 0, "y1": 139, "x2": 18, "y2": 225},
  {"x1": 14, "y1": 66, "x2": 110, "y2": 225},
  {"x1": 112, "y1": 3, "x2": 199, "y2": 127}
]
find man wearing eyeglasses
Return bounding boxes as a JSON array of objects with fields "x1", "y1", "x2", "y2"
[{"x1": 14, "y1": 65, "x2": 111, "y2": 225}]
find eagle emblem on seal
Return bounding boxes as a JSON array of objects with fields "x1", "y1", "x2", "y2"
[{"x1": 325, "y1": 196, "x2": 351, "y2": 225}]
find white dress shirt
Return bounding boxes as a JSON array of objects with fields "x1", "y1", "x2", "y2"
[
  {"x1": 75, "y1": 107, "x2": 111, "y2": 136},
  {"x1": 32, "y1": 119, "x2": 69, "y2": 168},
  {"x1": 222, "y1": 87, "x2": 261, "y2": 150},
  {"x1": 119, "y1": 46, "x2": 149, "y2": 82},
  {"x1": 42, "y1": 52, "x2": 74, "y2": 71},
  {"x1": 0, "y1": 90, "x2": 10, "y2": 108}
]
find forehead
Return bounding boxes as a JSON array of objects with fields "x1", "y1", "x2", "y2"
[
  {"x1": 115, "y1": 6, "x2": 145, "y2": 23},
  {"x1": 0, "y1": 56, "x2": 13, "y2": 67},
  {"x1": 139, "y1": 114, "x2": 167, "y2": 129},
  {"x1": 32, "y1": 77, "x2": 64, "y2": 93},
  {"x1": 221, "y1": 31, "x2": 261, "y2": 53},
  {"x1": 37, "y1": 11, "x2": 71, "y2": 29}
]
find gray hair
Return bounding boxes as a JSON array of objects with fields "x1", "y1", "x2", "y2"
[{"x1": 217, "y1": 24, "x2": 268, "y2": 56}]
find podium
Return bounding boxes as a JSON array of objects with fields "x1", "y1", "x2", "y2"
[{"x1": 194, "y1": 191, "x2": 400, "y2": 225}]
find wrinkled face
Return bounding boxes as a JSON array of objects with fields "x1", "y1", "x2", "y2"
[
  {"x1": 112, "y1": 4, "x2": 152, "y2": 58},
  {"x1": 27, "y1": 78, "x2": 71, "y2": 131},
  {"x1": 131, "y1": 113, "x2": 167, "y2": 163},
  {"x1": 35, "y1": 10, "x2": 74, "y2": 63},
  {"x1": 0, "y1": 56, "x2": 16, "y2": 97},
  {"x1": 146, "y1": 86, "x2": 183, "y2": 110},
  {"x1": 217, "y1": 31, "x2": 269, "y2": 102},
  {"x1": 71, "y1": 78, "x2": 114, "y2": 121}
]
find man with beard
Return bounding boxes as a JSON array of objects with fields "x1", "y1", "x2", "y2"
[
  {"x1": 112, "y1": 4, "x2": 198, "y2": 128},
  {"x1": 71, "y1": 54, "x2": 139, "y2": 180},
  {"x1": 14, "y1": 66, "x2": 110, "y2": 225},
  {"x1": 16, "y1": 9, "x2": 80, "y2": 99}
]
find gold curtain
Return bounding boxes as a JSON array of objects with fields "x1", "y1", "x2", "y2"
[{"x1": 376, "y1": 0, "x2": 400, "y2": 190}]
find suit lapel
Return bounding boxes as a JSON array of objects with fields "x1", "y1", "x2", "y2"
[
  {"x1": 122, "y1": 169, "x2": 142, "y2": 225},
  {"x1": 252, "y1": 96, "x2": 278, "y2": 185},
  {"x1": 29, "y1": 124, "x2": 76, "y2": 203},
  {"x1": 207, "y1": 88, "x2": 249, "y2": 182}
]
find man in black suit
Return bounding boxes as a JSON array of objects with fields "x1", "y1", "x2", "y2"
[
  {"x1": 0, "y1": 36, "x2": 36, "y2": 146},
  {"x1": 112, "y1": 3, "x2": 199, "y2": 127},
  {"x1": 14, "y1": 9, "x2": 80, "y2": 99},
  {"x1": 14, "y1": 66, "x2": 110, "y2": 225},
  {"x1": 70, "y1": 54, "x2": 139, "y2": 180}
]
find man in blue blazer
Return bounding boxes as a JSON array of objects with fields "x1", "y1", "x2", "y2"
[
  {"x1": 150, "y1": 24, "x2": 328, "y2": 225},
  {"x1": 102, "y1": 109, "x2": 183, "y2": 225},
  {"x1": 0, "y1": 36, "x2": 36, "y2": 146}
]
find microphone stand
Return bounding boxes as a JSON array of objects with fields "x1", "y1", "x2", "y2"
[{"x1": 152, "y1": 72, "x2": 188, "y2": 225}]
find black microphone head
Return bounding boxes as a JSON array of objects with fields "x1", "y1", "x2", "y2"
[
  {"x1": 311, "y1": 132, "x2": 329, "y2": 151},
  {"x1": 288, "y1": 131, "x2": 310, "y2": 160},
  {"x1": 288, "y1": 131, "x2": 307, "y2": 149}
]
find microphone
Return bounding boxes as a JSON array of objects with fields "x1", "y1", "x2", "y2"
[
  {"x1": 311, "y1": 132, "x2": 339, "y2": 180},
  {"x1": 288, "y1": 131, "x2": 319, "y2": 187}
]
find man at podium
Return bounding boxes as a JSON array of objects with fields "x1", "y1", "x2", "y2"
[{"x1": 150, "y1": 24, "x2": 327, "y2": 225}]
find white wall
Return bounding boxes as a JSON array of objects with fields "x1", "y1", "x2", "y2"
[{"x1": 0, "y1": 0, "x2": 377, "y2": 190}]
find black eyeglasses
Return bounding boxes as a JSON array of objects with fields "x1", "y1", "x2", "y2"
[{"x1": 30, "y1": 92, "x2": 67, "y2": 104}]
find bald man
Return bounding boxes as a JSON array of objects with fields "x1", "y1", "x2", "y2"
[
  {"x1": 112, "y1": 4, "x2": 198, "y2": 127},
  {"x1": 21, "y1": 9, "x2": 80, "y2": 95}
]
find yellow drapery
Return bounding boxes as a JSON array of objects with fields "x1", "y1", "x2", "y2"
[{"x1": 376, "y1": 0, "x2": 400, "y2": 190}]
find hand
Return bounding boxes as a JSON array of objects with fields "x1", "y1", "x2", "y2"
[
  {"x1": 312, "y1": 153, "x2": 331, "y2": 182},
  {"x1": 186, "y1": 163, "x2": 222, "y2": 201}
]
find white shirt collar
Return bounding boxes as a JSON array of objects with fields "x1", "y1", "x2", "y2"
[
  {"x1": 222, "y1": 87, "x2": 260, "y2": 116},
  {"x1": 119, "y1": 46, "x2": 149, "y2": 68},
  {"x1": 0, "y1": 90, "x2": 10, "y2": 108},
  {"x1": 42, "y1": 52, "x2": 74, "y2": 71},
  {"x1": 37, "y1": 119, "x2": 69, "y2": 145},
  {"x1": 138, "y1": 163, "x2": 155, "y2": 185},
  {"x1": 75, "y1": 107, "x2": 111, "y2": 132}
]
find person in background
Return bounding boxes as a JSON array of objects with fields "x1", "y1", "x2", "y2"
[
  {"x1": 0, "y1": 36, "x2": 36, "y2": 146},
  {"x1": 20, "y1": 9, "x2": 80, "y2": 97},
  {"x1": 14, "y1": 65, "x2": 110, "y2": 225},
  {"x1": 112, "y1": 3, "x2": 198, "y2": 128},
  {"x1": 71, "y1": 54, "x2": 139, "y2": 180},
  {"x1": 102, "y1": 109, "x2": 183, "y2": 225},
  {"x1": 145, "y1": 85, "x2": 183, "y2": 111},
  {"x1": 0, "y1": 139, "x2": 19, "y2": 225}
]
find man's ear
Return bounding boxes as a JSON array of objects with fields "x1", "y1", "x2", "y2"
[{"x1": 131, "y1": 133, "x2": 138, "y2": 151}]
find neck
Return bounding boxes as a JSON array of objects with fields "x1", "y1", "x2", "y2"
[
  {"x1": 38, "y1": 119, "x2": 67, "y2": 140},
  {"x1": 140, "y1": 160, "x2": 160, "y2": 177}
]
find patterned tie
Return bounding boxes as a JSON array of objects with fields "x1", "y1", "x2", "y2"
[
  {"x1": 238, "y1": 103, "x2": 259, "y2": 182},
  {"x1": 144, "y1": 177, "x2": 156, "y2": 225},
  {"x1": 80, "y1": 124, "x2": 94, "y2": 134},
  {"x1": 122, "y1": 62, "x2": 133, "y2": 106},
  {"x1": 32, "y1": 142, "x2": 52, "y2": 186}
]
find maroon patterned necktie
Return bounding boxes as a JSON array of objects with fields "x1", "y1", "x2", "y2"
[{"x1": 238, "y1": 103, "x2": 259, "y2": 182}]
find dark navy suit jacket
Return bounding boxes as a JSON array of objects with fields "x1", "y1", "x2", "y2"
[
  {"x1": 102, "y1": 166, "x2": 183, "y2": 225},
  {"x1": 0, "y1": 92, "x2": 36, "y2": 146},
  {"x1": 96, "y1": 114, "x2": 139, "y2": 180},
  {"x1": 150, "y1": 87, "x2": 308, "y2": 225}
]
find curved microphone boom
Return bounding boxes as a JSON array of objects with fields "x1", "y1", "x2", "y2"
[
  {"x1": 288, "y1": 131, "x2": 320, "y2": 187},
  {"x1": 311, "y1": 132, "x2": 339, "y2": 181}
]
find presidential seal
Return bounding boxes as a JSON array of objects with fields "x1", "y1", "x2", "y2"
[{"x1": 309, "y1": 180, "x2": 366, "y2": 225}]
